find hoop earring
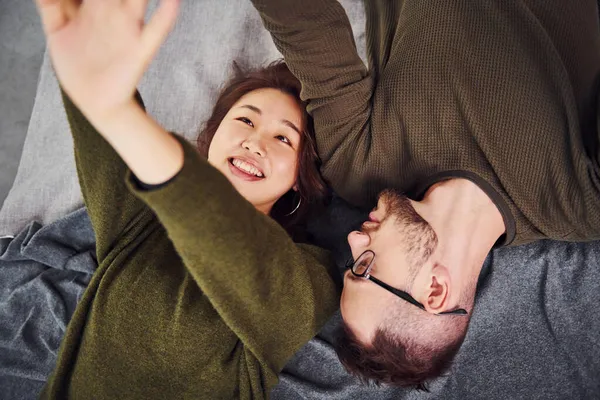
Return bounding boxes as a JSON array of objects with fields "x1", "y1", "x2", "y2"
[{"x1": 285, "y1": 195, "x2": 302, "y2": 216}]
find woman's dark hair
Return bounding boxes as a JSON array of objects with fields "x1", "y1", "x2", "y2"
[{"x1": 196, "y1": 60, "x2": 328, "y2": 239}]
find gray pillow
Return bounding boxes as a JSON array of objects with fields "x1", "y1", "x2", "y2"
[{"x1": 0, "y1": 0, "x2": 367, "y2": 236}]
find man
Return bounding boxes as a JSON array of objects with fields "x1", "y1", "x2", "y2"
[{"x1": 251, "y1": 0, "x2": 600, "y2": 387}]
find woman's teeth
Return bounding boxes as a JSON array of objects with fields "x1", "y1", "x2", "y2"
[{"x1": 231, "y1": 158, "x2": 264, "y2": 178}]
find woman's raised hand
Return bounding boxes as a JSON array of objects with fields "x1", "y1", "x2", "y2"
[{"x1": 35, "y1": 0, "x2": 179, "y2": 122}]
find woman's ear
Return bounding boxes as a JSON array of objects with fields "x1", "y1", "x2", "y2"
[
  {"x1": 293, "y1": 184, "x2": 298, "y2": 191},
  {"x1": 423, "y1": 263, "x2": 451, "y2": 313}
]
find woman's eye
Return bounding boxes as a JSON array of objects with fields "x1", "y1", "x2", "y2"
[
  {"x1": 276, "y1": 135, "x2": 291, "y2": 145},
  {"x1": 236, "y1": 117, "x2": 254, "y2": 127}
]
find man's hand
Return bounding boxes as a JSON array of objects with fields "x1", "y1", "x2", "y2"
[{"x1": 35, "y1": 0, "x2": 180, "y2": 123}]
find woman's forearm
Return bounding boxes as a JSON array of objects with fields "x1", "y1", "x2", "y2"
[
  {"x1": 89, "y1": 100, "x2": 185, "y2": 185},
  {"x1": 35, "y1": 0, "x2": 182, "y2": 186}
]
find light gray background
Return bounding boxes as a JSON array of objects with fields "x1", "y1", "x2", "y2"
[{"x1": 0, "y1": 0, "x2": 45, "y2": 209}]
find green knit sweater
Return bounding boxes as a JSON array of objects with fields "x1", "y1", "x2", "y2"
[
  {"x1": 40, "y1": 93, "x2": 340, "y2": 399},
  {"x1": 252, "y1": 0, "x2": 600, "y2": 245}
]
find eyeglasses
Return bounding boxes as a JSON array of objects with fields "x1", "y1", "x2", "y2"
[{"x1": 345, "y1": 250, "x2": 468, "y2": 316}]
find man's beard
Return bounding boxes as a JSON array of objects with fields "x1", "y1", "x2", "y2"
[
  {"x1": 368, "y1": 189, "x2": 438, "y2": 273},
  {"x1": 360, "y1": 189, "x2": 420, "y2": 234},
  {"x1": 379, "y1": 189, "x2": 421, "y2": 226}
]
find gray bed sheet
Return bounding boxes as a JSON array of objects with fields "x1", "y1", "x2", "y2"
[{"x1": 0, "y1": 208, "x2": 95, "y2": 400}]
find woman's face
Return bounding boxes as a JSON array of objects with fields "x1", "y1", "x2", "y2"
[{"x1": 207, "y1": 88, "x2": 303, "y2": 214}]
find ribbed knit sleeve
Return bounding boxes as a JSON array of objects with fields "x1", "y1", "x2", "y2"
[
  {"x1": 254, "y1": 0, "x2": 600, "y2": 244},
  {"x1": 251, "y1": 0, "x2": 376, "y2": 198}
]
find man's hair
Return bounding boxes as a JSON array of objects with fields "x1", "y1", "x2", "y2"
[{"x1": 335, "y1": 285, "x2": 474, "y2": 389}]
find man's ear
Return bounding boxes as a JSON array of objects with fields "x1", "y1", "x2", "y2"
[{"x1": 423, "y1": 263, "x2": 451, "y2": 314}]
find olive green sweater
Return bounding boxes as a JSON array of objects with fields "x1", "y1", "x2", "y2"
[
  {"x1": 40, "y1": 93, "x2": 339, "y2": 399},
  {"x1": 252, "y1": 0, "x2": 600, "y2": 245}
]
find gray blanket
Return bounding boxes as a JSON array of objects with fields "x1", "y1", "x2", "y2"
[
  {"x1": 1, "y1": 201, "x2": 600, "y2": 399},
  {"x1": 0, "y1": 208, "x2": 95, "y2": 400}
]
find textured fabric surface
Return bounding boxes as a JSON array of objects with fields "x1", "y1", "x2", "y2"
[
  {"x1": 42, "y1": 93, "x2": 339, "y2": 399},
  {"x1": 0, "y1": 207, "x2": 95, "y2": 400},
  {"x1": 0, "y1": 0, "x2": 366, "y2": 237},
  {"x1": 272, "y1": 195, "x2": 600, "y2": 400},
  {"x1": 252, "y1": 0, "x2": 600, "y2": 245}
]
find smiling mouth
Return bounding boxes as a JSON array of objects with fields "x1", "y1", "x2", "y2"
[{"x1": 228, "y1": 158, "x2": 265, "y2": 180}]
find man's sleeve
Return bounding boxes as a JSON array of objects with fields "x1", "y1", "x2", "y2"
[{"x1": 251, "y1": 0, "x2": 374, "y2": 187}]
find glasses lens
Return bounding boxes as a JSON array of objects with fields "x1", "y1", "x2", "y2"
[{"x1": 352, "y1": 251, "x2": 374, "y2": 276}]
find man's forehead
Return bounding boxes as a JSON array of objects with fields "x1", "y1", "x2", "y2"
[{"x1": 342, "y1": 311, "x2": 376, "y2": 345}]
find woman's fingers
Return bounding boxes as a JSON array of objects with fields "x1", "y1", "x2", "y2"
[
  {"x1": 34, "y1": 0, "x2": 81, "y2": 35},
  {"x1": 34, "y1": 0, "x2": 68, "y2": 35},
  {"x1": 125, "y1": 0, "x2": 149, "y2": 20},
  {"x1": 139, "y1": 0, "x2": 179, "y2": 64}
]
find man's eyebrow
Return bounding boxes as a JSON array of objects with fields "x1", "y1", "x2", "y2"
[{"x1": 239, "y1": 104, "x2": 301, "y2": 135}]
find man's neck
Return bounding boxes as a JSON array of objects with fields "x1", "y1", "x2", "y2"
[{"x1": 413, "y1": 178, "x2": 505, "y2": 278}]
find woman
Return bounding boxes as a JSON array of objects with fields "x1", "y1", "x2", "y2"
[{"x1": 35, "y1": 0, "x2": 339, "y2": 399}]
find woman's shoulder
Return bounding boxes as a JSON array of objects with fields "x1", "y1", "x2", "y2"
[
  {"x1": 295, "y1": 243, "x2": 343, "y2": 291},
  {"x1": 295, "y1": 242, "x2": 331, "y2": 263}
]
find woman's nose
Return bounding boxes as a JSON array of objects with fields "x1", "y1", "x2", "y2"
[{"x1": 242, "y1": 135, "x2": 266, "y2": 157}]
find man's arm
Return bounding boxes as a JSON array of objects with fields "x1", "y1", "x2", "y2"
[{"x1": 251, "y1": 0, "x2": 374, "y2": 188}]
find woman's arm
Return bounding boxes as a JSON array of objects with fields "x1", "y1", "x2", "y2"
[
  {"x1": 251, "y1": 0, "x2": 374, "y2": 187},
  {"x1": 35, "y1": 0, "x2": 180, "y2": 260},
  {"x1": 126, "y1": 135, "x2": 340, "y2": 381},
  {"x1": 36, "y1": 0, "x2": 340, "y2": 380},
  {"x1": 67, "y1": 83, "x2": 339, "y2": 385},
  {"x1": 83, "y1": 97, "x2": 184, "y2": 186},
  {"x1": 67, "y1": 91, "x2": 339, "y2": 375},
  {"x1": 71, "y1": 90, "x2": 340, "y2": 377},
  {"x1": 62, "y1": 91, "x2": 158, "y2": 262}
]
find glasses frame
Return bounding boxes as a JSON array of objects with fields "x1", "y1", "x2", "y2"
[{"x1": 346, "y1": 250, "x2": 468, "y2": 316}]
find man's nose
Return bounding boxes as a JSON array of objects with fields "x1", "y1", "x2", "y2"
[{"x1": 347, "y1": 230, "x2": 372, "y2": 259}]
